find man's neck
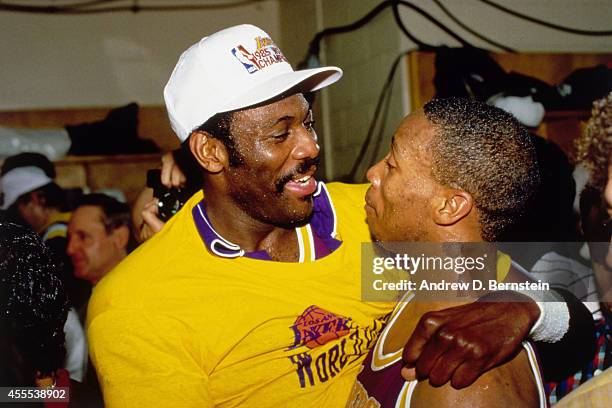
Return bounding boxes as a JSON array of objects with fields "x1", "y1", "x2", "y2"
[
  {"x1": 435, "y1": 223, "x2": 483, "y2": 243},
  {"x1": 203, "y1": 194, "x2": 300, "y2": 262}
]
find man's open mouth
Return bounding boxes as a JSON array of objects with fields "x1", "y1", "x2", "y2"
[
  {"x1": 276, "y1": 158, "x2": 319, "y2": 194},
  {"x1": 284, "y1": 173, "x2": 317, "y2": 197}
]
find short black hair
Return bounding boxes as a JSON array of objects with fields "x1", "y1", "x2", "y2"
[
  {"x1": 0, "y1": 222, "x2": 68, "y2": 384},
  {"x1": 423, "y1": 97, "x2": 540, "y2": 241},
  {"x1": 76, "y1": 193, "x2": 131, "y2": 233},
  {"x1": 194, "y1": 111, "x2": 245, "y2": 167}
]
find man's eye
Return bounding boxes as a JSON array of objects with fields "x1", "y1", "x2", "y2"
[
  {"x1": 385, "y1": 158, "x2": 395, "y2": 169},
  {"x1": 272, "y1": 133, "x2": 289, "y2": 141}
]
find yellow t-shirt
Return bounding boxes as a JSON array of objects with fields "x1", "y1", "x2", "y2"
[{"x1": 87, "y1": 182, "x2": 394, "y2": 407}]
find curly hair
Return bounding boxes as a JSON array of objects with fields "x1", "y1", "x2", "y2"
[
  {"x1": 0, "y1": 222, "x2": 68, "y2": 382},
  {"x1": 575, "y1": 92, "x2": 612, "y2": 191},
  {"x1": 423, "y1": 97, "x2": 540, "y2": 241}
]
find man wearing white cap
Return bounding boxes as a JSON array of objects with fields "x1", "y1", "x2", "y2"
[
  {"x1": 88, "y1": 24, "x2": 380, "y2": 407},
  {"x1": 1, "y1": 165, "x2": 62, "y2": 232},
  {"x1": 1, "y1": 156, "x2": 75, "y2": 289},
  {"x1": 87, "y1": 25, "x2": 584, "y2": 407}
]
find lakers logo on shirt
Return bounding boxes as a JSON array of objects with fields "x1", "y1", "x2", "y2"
[
  {"x1": 288, "y1": 305, "x2": 352, "y2": 350},
  {"x1": 287, "y1": 321, "x2": 383, "y2": 389}
]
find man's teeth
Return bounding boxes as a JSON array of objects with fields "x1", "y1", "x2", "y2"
[{"x1": 294, "y1": 175, "x2": 311, "y2": 183}]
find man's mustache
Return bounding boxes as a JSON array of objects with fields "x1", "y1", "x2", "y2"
[{"x1": 275, "y1": 157, "x2": 320, "y2": 193}]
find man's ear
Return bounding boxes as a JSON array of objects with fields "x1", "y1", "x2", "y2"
[
  {"x1": 111, "y1": 225, "x2": 130, "y2": 252},
  {"x1": 189, "y1": 131, "x2": 228, "y2": 173},
  {"x1": 432, "y1": 188, "x2": 474, "y2": 226}
]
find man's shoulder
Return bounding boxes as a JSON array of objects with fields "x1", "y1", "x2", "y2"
[
  {"x1": 322, "y1": 182, "x2": 368, "y2": 217},
  {"x1": 320, "y1": 182, "x2": 370, "y2": 242},
  {"x1": 88, "y1": 206, "x2": 200, "y2": 318},
  {"x1": 325, "y1": 182, "x2": 369, "y2": 202}
]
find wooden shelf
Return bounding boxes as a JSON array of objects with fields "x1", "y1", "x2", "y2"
[
  {"x1": 406, "y1": 51, "x2": 611, "y2": 161},
  {"x1": 54, "y1": 153, "x2": 162, "y2": 205},
  {"x1": 0, "y1": 105, "x2": 176, "y2": 205}
]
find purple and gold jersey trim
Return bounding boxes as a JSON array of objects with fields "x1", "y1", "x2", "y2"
[
  {"x1": 370, "y1": 292, "x2": 415, "y2": 371},
  {"x1": 192, "y1": 181, "x2": 342, "y2": 261}
]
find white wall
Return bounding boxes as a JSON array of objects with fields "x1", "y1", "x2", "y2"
[
  {"x1": 397, "y1": 0, "x2": 611, "y2": 53},
  {"x1": 0, "y1": 1, "x2": 280, "y2": 109},
  {"x1": 317, "y1": 0, "x2": 405, "y2": 181}
]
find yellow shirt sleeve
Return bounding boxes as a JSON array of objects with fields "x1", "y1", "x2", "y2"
[{"x1": 88, "y1": 307, "x2": 213, "y2": 408}]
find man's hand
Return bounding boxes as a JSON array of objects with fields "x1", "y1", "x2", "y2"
[
  {"x1": 132, "y1": 188, "x2": 166, "y2": 243},
  {"x1": 160, "y1": 151, "x2": 186, "y2": 189},
  {"x1": 401, "y1": 292, "x2": 540, "y2": 389},
  {"x1": 139, "y1": 196, "x2": 166, "y2": 241}
]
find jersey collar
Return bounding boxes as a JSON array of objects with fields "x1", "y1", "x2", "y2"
[{"x1": 192, "y1": 181, "x2": 341, "y2": 260}]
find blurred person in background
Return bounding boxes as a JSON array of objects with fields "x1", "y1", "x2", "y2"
[
  {"x1": 578, "y1": 92, "x2": 612, "y2": 314},
  {"x1": 67, "y1": 193, "x2": 134, "y2": 289},
  {"x1": 0, "y1": 153, "x2": 91, "y2": 312},
  {"x1": 65, "y1": 193, "x2": 134, "y2": 408},
  {"x1": 1, "y1": 154, "x2": 88, "y2": 386},
  {"x1": 0, "y1": 222, "x2": 70, "y2": 406},
  {"x1": 546, "y1": 92, "x2": 612, "y2": 406}
]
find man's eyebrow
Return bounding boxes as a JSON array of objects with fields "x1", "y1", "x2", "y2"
[
  {"x1": 265, "y1": 115, "x2": 293, "y2": 128},
  {"x1": 263, "y1": 106, "x2": 311, "y2": 128}
]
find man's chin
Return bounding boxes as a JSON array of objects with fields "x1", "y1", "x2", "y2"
[
  {"x1": 273, "y1": 199, "x2": 314, "y2": 228},
  {"x1": 278, "y1": 208, "x2": 313, "y2": 229},
  {"x1": 72, "y1": 264, "x2": 89, "y2": 279},
  {"x1": 74, "y1": 271, "x2": 88, "y2": 281}
]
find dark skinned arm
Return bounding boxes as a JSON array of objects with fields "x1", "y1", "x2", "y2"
[
  {"x1": 401, "y1": 290, "x2": 539, "y2": 388},
  {"x1": 401, "y1": 289, "x2": 596, "y2": 388}
]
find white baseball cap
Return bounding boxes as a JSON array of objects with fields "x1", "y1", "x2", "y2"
[
  {"x1": 1, "y1": 166, "x2": 53, "y2": 209},
  {"x1": 164, "y1": 24, "x2": 343, "y2": 141}
]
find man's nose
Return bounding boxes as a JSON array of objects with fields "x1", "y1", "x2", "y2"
[
  {"x1": 292, "y1": 129, "x2": 319, "y2": 160},
  {"x1": 366, "y1": 161, "x2": 381, "y2": 187}
]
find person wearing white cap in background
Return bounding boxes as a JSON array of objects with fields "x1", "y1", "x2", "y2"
[
  {"x1": 0, "y1": 156, "x2": 83, "y2": 299},
  {"x1": 1, "y1": 165, "x2": 57, "y2": 230},
  {"x1": 87, "y1": 24, "x2": 586, "y2": 407}
]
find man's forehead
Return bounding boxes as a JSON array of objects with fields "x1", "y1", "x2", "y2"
[
  {"x1": 71, "y1": 205, "x2": 105, "y2": 225},
  {"x1": 233, "y1": 94, "x2": 310, "y2": 126},
  {"x1": 394, "y1": 112, "x2": 435, "y2": 157}
]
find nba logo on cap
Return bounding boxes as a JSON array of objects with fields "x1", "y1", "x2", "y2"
[
  {"x1": 231, "y1": 45, "x2": 258, "y2": 74},
  {"x1": 230, "y1": 36, "x2": 287, "y2": 75}
]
